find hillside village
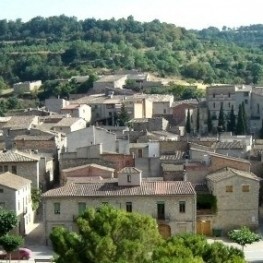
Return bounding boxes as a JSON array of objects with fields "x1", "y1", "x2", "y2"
[{"x1": 1, "y1": 71, "x2": 263, "y2": 246}]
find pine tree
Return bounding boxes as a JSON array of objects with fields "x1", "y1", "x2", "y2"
[
  {"x1": 185, "y1": 108, "x2": 191, "y2": 134},
  {"x1": 218, "y1": 102, "x2": 225, "y2": 132},
  {"x1": 236, "y1": 104, "x2": 245, "y2": 135},
  {"x1": 196, "y1": 107, "x2": 200, "y2": 133},
  {"x1": 207, "y1": 109, "x2": 213, "y2": 133},
  {"x1": 228, "y1": 105, "x2": 236, "y2": 133}
]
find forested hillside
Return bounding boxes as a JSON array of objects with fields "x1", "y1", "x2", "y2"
[{"x1": 0, "y1": 15, "x2": 263, "y2": 89}]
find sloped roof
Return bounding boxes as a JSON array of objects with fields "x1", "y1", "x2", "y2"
[
  {"x1": 42, "y1": 180, "x2": 195, "y2": 198},
  {"x1": 119, "y1": 167, "x2": 141, "y2": 174},
  {"x1": 62, "y1": 163, "x2": 115, "y2": 173},
  {"x1": 2, "y1": 116, "x2": 36, "y2": 130},
  {"x1": 206, "y1": 167, "x2": 260, "y2": 182},
  {"x1": 0, "y1": 150, "x2": 39, "y2": 162},
  {"x1": 53, "y1": 117, "x2": 84, "y2": 127},
  {"x1": 0, "y1": 172, "x2": 31, "y2": 190},
  {"x1": 14, "y1": 135, "x2": 55, "y2": 141}
]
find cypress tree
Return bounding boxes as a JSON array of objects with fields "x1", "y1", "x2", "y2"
[
  {"x1": 228, "y1": 105, "x2": 236, "y2": 133},
  {"x1": 241, "y1": 102, "x2": 248, "y2": 134},
  {"x1": 207, "y1": 109, "x2": 213, "y2": 133},
  {"x1": 196, "y1": 107, "x2": 200, "y2": 133},
  {"x1": 218, "y1": 102, "x2": 225, "y2": 132},
  {"x1": 236, "y1": 104, "x2": 245, "y2": 135},
  {"x1": 259, "y1": 119, "x2": 263, "y2": 139},
  {"x1": 185, "y1": 108, "x2": 191, "y2": 133}
]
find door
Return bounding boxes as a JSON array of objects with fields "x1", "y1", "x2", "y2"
[
  {"x1": 196, "y1": 220, "x2": 212, "y2": 236},
  {"x1": 158, "y1": 224, "x2": 171, "y2": 239}
]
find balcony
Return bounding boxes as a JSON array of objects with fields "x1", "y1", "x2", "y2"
[{"x1": 152, "y1": 213, "x2": 171, "y2": 223}]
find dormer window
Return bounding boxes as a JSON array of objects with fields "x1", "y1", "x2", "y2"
[{"x1": 127, "y1": 174, "x2": 131, "y2": 183}]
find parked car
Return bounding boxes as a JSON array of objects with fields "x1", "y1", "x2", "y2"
[{"x1": 0, "y1": 247, "x2": 32, "y2": 260}]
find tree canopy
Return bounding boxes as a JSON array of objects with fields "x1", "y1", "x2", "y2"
[{"x1": 50, "y1": 205, "x2": 161, "y2": 263}]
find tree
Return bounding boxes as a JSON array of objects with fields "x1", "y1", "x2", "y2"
[
  {"x1": 50, "y1": 205, "x2": 161, "y2": 263},
  {"x1": 228, "y1": 226, "x2": 261, "y2": 251},
  {"x1": 0, "y1": 234, "x2": 24, "y2": 262},
  {"x1": 31, "y1": 188, "x2": 42, "y2": 211},
  {"x1": 118, "y1": 104, "x2": 130, "y2": 126},
  {"x1": 227, "y1": 105, "x2": 236, "y2": 133},
  {"x1": 185, "y1": 108, "x2": 191, "y2": 134},
  {"x1": 236, "y1": 104, "x2": 245, "y2": 135},
  {"x1": 196, "y1": 107, "x2": 200, "y2": 133},
  {"x1": 218, "y1": 102, "x2": 225, "y2": 132},
  {"x1": 0, "y1": 209, "x2": 18, "y2": 236},
  {"x1": 207, "y1": 109, "x2": 213, "y2": 133},
  {"x1": 0, "y1": 209, "x2": 24, "y2": 262},
  {"x1": 241, "y1": 102, "x2": 247, "y2": 134},
  {"x1": 152, "y1": 233, "x2": 245, "y2": 263},
  {"x1": 259, "y1": 119, "x2": 263, "y2": 139}
]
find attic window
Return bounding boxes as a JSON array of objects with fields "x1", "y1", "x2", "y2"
[
  {"x1": 127, "y1": 174, "x2": 131, "y2": 183},
  {"x1": 242, "y1": 185, "x2": 250, "y2": 192}
]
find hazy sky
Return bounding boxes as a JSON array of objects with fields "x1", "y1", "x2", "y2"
[{"x1": 0, "y1": 0, "x2": 262, "y2": 29}]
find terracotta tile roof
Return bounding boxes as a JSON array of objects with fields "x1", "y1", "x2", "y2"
[
  {"x1": 206, "y1": 167, "x2": 261, "y2": 182},
  {"x1": 0, "y1": 150, "x2": 39, "y2": 162},
  {"x1": 53, "y1": 117, "x2": 84, "y2": 127},
  {"x1": 213, "y1": 141, "x2": 245, "y2": 150},
  {"x1": 160, "y1": 152, "x2": 185, "y2": 160},
  {"x1": 0, "y1": 172, "x2": 31, "y2": 190},
  {"x1": 2, "y1": 116, "x2": 37, "y2": 130},
  {"x1": 42, "y1": 180, "x2": 196, "y2": 198}
]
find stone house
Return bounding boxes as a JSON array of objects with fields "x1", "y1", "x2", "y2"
[
  {"x1": 45, "y1": 98, "x2": 70, "y2": 113},
  {"x1": 129, "y1": 117, "x2": 169, "y2": 132},
  {"x1": 0, "y1": 172, "x2": 33, "y2": 235},
  {"x1": 42, "y1": 167, "x2": 196, "y2": 244},
  {"x1": 13, "y1": 80, "x2": 42, "y2": 94},
  {"x1": 0, "y1": 150, "x2": 54, "y2": 190},
  {"x1": 206, "y1": 167, "x2": 261, "y2": 233},
  {"x1": 60, "y1": 104, "x2": 91, "y2": 123}
]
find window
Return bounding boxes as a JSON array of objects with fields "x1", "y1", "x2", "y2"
[
  {"x1": 244, "y1": 92, "x2": 249, "y2": 97},
  {"x1": 213, "y1": 93, "x2": 215, "y2": 98},
  {"x1": 226, "y1": 185, "x2": 233, "y2": 192},
  {"x1": 126, "y1": 202, "x2": 132, "y2": 212},
  {"x1": 157, "y1": 202, "x2": 165, "y2": 220},
  {"x1": 0, "y1": 166, "x2": 3, "y2": 173},
  {"x1": 213, "y1": 102, "x2": 215, "y2": 108},
  {"x1": 54, "y1": 202, "x2": 61, "y2": 214},
  {"x1": 163, "y1": 109, "x2": 167, "y2": 114},
  {"x1": 244, "y1": 99, "x2": 248, "y2": 104},
  {"x1": 4, "y1": 166, "x2": 8, "y2": 172},
  {"x1": 127, "y1": 174, "x2": 131, "y2": 182},
  {"x1": 228, "y1": 93, "x2": 231, "y2": 98},
  {"x1": 257, "y1": 104, "x2": 260, "y2": 114},
  {"x1": 11, "y1": 166, "x2": 17, "y2": 174},
  {"x1": 242, "y1": 185, "x2": 250, "y2": 192},
  {"x1": 0, "y1": 189, "x2": 3, "y2": 193},
  {"x1": 228, "y1": 102, "x2": 231, "y2": 108},
  {"x1": 179, "y1": 201, "x2": 186, "y2": 213},
  {"x1": 78, "y1": 202, "x2": 86, "y2": 215}
]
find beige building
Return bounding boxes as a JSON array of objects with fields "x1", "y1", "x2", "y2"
[
  {"x1": 206, "y1": 167, "x2": 261, "y2": 233},
  {"x1": 0, "y1": 172, "x2": 33, "y2": 235},
  {"x1": 42, "y1": 167, "x2": 196, "y2": 243},
  {"x1": 93, "y1": 75, "x2": 127, "y2": 92}
]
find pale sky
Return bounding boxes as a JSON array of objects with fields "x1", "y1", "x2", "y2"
[{"x1": 0, "y1": 0, "x2": 263, "y2": 30}]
